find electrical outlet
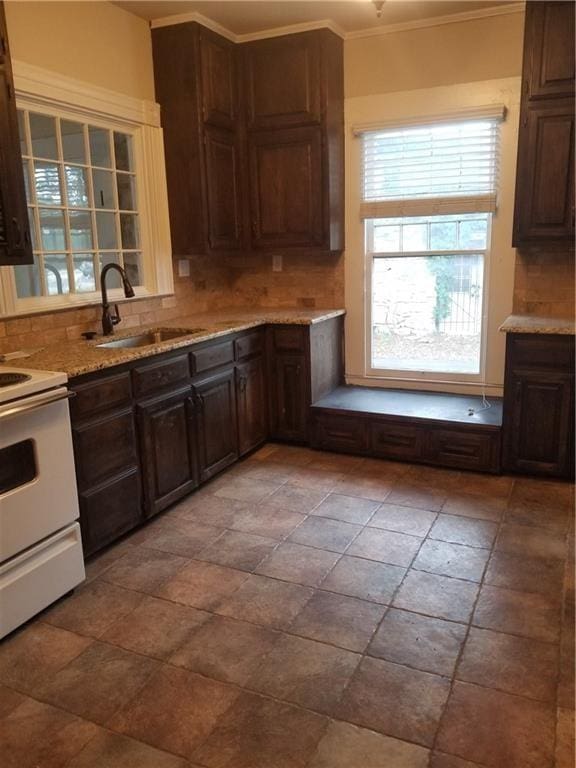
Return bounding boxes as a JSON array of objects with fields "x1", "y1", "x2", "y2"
[
  {"x1": 272, "y1": 254, "x2": 283, "y2": 272},
  {"x1": 178, "y1": 259, "x2": 190, "y2": 277}
]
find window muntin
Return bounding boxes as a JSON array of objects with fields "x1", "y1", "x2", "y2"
[{"x1": 15, "y1": 109, "x2": 142, "y2": 301}]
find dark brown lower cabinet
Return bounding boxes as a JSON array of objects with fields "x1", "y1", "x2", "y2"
[
  {"x1": 236, "y1": 356, "x2": 267, "y2": 455},
  {"x1": 269, "y1": 353, "x2": 308, "y2": 441},
  {"x1": 194, "y1": 367, "x2": 238, "y2": 482},
  {"x1": 137, "y1": 387, "x2": 199, "y2": 517}
]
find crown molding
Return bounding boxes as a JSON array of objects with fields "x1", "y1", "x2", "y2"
[{"x1": 149, "y1": 2, "x2": 523, "y2": 43}]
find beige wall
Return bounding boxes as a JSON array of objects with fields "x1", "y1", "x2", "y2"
[
  {"x1": 4, "y1": 1, "x2": 155, "y2": 100},
  {"x1": 345, "y1": 11, "x2": 525, "y2": 98}
]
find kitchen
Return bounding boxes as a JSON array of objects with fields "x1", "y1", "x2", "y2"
[{"x1": 0, "y1": 1, "x2": 574, "y2": 766}]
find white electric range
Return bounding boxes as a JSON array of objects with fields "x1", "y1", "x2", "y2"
[{"x1": 0, "y1": 366, "x2": 85, "y2": 638}]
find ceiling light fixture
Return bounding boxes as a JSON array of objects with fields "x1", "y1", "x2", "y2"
[{"x1": 373, "y1": 1, "x2": 386, "y2": 19}]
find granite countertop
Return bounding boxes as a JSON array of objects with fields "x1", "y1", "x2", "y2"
[
  {"x1": 499, "y1": 314, "x2": 575, "y2": 335},
  {"x1": 11, "y1": 308, "x2": 346, "y2": 378}
]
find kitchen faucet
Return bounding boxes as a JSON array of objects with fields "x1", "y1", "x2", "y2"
[{"x1": 100, "y1": 263, "x2": 135, "y2": 335}]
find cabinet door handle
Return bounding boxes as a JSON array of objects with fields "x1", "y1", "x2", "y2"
[
  {"x1": 239, "y1": 375, "x2": 247, "y2": 394},
  {"x1": 194, "y1": 392, "x2": 204, "y2": 412},
  {"x1": 12, "y1": 217, "x2": 22, "y2": 247}
]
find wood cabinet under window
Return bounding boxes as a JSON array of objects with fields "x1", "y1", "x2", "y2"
[
  {"x1": 513, "y1": 1, "x2": 575, "y2": 247},
  {"x1": 0, "y1": 1, "x2": 33, "y2": 266}
]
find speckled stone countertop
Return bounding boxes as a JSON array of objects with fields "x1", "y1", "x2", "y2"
[
  {"x1": 499, "y1": 314, "x2": 575, "y2": 335},
  {"x1": 12, "y1": 308, "x2": 345, "y2": 378}
]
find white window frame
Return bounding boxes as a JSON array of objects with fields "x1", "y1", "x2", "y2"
[{"x1": 0, "y1": 61, "x2": 173, "y2": 318}]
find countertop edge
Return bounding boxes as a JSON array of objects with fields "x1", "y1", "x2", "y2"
[{"x1": 499, "y1": 314, "x2": 575, "y2": 336}]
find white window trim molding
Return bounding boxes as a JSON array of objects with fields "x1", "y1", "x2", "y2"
[{"x1": 0, "y1": 62, "x2": 173, "y2": 319}]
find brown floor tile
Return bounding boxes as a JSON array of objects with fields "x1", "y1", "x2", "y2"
[
  {"x1": 393, "y1": 570, "x2": 478, "y2": 623},
  {"x1": 255, "y1": 542, "x2": 340, "y2": 586},
  {"x1": 155, "y1": 560, "x2": 248, "y2": 610},
  {"x1": 458, "y1": 473, "x2": 513, "y2": 499},
  {"x1": 347, "y1": 528, "x2": 422, "y2": 567},
  {"x1": 311, "y1": 493, "x2": 380, "y2": 525},
  {"x1": 260, "y1": 444, "x2": 317, "y2": 467},
  {"x1": 369, "y1": 503, "x2": 437, "y2": 537},
  {"x1": 473, "y1": 585, "x2": 561, "y2": 643},
  {"x1": 248, "y1": 633, "x2": 360, "y2": 714},
  {"x1": 320, "y1": 555, "x2": 405, "y2": 604},
  {"x1": 175, "y1": 495, "x2": 251, "y2": 527},
  {"x1": 495, "y1": 523, "x2": 567, "y2": 560},
  {"x1": 405, "y1": 465, "x2": 463, "y2": 491},
  {"x1": 437, "y1": 681, "x2": 556, "y2": 768},
  {"x1": 197, "y1": 529, "x2": 277, "y2": 571},
  {"x1": 101, "y1": 596, "x2": 209, "y2": 659},
  {"x1": 0, "y1": 698, "x2": 98, "y2": 768},
  {"x1": 442, "y1": 492, "x2": 505, "y2": 522},
  {"x1": 558, "y1": 621, "x2": 575, "y2": 709},
  {"x1": 136, "y1": 519, "x2": 223, "y2": 558},
  {"x1": 510, "y1": 477, "x2": 574, "y2": 510},
  {"x1": 457, "y1": 627, "x2": 558, "y2": 701},
  {"x1": 413, "y1": 540, "x2": 489, "y2": 582},
  {"x1": 0, "y1": 686, "x2": 27, "y2": 719},
  {"x1": 288, "y1": 467, "x2": 345, "y2": 492},
  {"x1": 262, "y1": 484, "x2": 328, "y2": 513},
  {"x1": 429, "y1": 514, "x2": 497, "y2": 548},
  {"x1": 38, "y1": 642, "x2": 158, "y2": 725},
  {"x1": 484, "y1": 551, "x2": 565, "y2": 596},
  {"x1": 369, "y1": 608, "x2": 466, "y2": 677},
  {"x1": 0, "y1": 623, "x2": 92, "y2": 695},
  {"x1": 385, "y1": 484, "x2": 447, "y2": 512},
  {"x1": 306, "y1": 452, "x2": 364, "y2": 473},
  {"x1": 504, "y1": 502, "x2": 570, "y2": 532},
  {"x1": 170, "y1": 614, "x2": 279, "y2": 685},
  {"x1": 290, "y1": 590, "x2": 385, "y2": 652},
  {"x1": 338, "y1": 656, "x2": 450, "y2": 747},
  {"x1": 556, "y1": 708, "x2": 575, "y2": 768},
  {"x1": 332, "y1": 474, "x2": 394, "y2": 502},
  {"x1": 288, "y1": 516, "x2": 361, "y2": 553},
  {"x1": 192, "y1": 691, "x2": 328, "y2": 768},
  {"x1": 42, "y1": 581, "x2": 144, "y2": 638},
  {"x1": 309, "y1": 720, "x2": 430, "y2": 768},
  {"x1": 217, "y1": 574, "x2": 313, "y2": 629},
  {"x1": 354, "y1": 457, "x2": 412, "y2": 478},
  {"x1": 238, "y1": 462, "x2": 297, "y2": 485},
  {"x1": 101, "y1": 548, "x2": 189, "y2": 594},
  {"x1": 67, "y1": 730, "x2": 190, "y2": 767},
  {"x1": 83, "y1": 541, "x2": 137, "y2": 583},
  {"x1": 213, "y1": 477, "x2": 280, "y2": 503},
  {"x1": 111, "y1": 665, "x2": 239, "y2": 760},
  {"x1": 228, "y1": 506, "x2": 305, "y2": 539},
  {"x1": 430, "y1": 753, "x2": 484, "y2": 768}
]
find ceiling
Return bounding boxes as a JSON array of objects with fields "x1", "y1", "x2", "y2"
[{"x1": 114, "y1": 1, "x2": 519, "y2": 37}]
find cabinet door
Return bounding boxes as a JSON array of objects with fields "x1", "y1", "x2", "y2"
[
  {"x1": 249, "y1": 126, "x2": 323, "y2": 249},
  {"x1": 243, "y1": 33, "x2": 321, "y2": 130},
  {"x1": 236, "y1": 356, "x2": 267, "y2": 456},
  {"x1": 0, "y1": 3, "x2": 32, "y2": 266},
  {"x1": 194, "y1": 368, "x2": 238, "y2": 482},
  {"x1": 513, "y1": 103, "x2": 574, "y2": 245},
  {"x1": 137, "y1": 388, "x2": 199, "y2": 517},
  {"x1": 204, "y1": 125, "x2": 243, "y2": 251},
  {"x1": 525, "y1": 1, "x2": 575, "y2": 100},
  {"x1": 200, "y1": 29, "x2": 237, "y2": 129},
  {"x1": 503, "y1": 370, "x2": 573, "y2": 477},
  {"x1": 269, "y1": 353, "x2": 308, "y2": 442}
]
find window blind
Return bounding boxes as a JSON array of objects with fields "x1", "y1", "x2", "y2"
[{"x1": 360, "y1": 113, "x2": 503, "y2": 219}]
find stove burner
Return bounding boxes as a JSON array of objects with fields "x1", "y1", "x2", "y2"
[{"x1": 0, "y1": 372, "x2": 32, "y2": 388}]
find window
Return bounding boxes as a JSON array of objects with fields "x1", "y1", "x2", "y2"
[{"x1": 360, "y1": 110, "x2": 503, "y2": 381}]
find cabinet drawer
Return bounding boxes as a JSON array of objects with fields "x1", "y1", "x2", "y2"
[
  {"x1": 271, "y1": 326, "x2": 307, "y2": 352},
  {"x1": 235, "y1": 330, "x2": 263, "y2": 361},
  {"x1": 71, "y1": 372, "x2": 132, "y2": 421},
  {"x1": 508, "y1": 334, "x2": 574, "y2": 371},
  {"x1": 73, "y1": 408, "x2": 138, "y2": 489},
  {"x1": 369, "y1": 421, "x2": 423, "y2": 461},
  {"x1": 311, "y1": 412, "x2": 366, "y2": 453},
  {"x1": 426, "y1": 429, "x2": 498, "y2": 473},
  {"x1": 133, "y1": 354, "x2": 190, "y2": 398},
  {"x1": 191, "y1": 340, "x2": 234, "y2": 374}
]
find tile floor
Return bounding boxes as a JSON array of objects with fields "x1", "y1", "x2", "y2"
[{"x1": 0, "y1": 443, "x2": 574, "y2": 768}]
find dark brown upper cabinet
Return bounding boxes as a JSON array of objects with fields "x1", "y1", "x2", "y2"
[
  {"x1": 0, "y1": 2, "x2": 32, "y2": 267},
  {"x1": 512, "y1": 1, "x2": 575, "y2": 247},
  {"x1": 200, "y1": 32, "x2": 237, "y2": 129}
]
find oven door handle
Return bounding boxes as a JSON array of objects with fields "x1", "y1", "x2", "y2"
[{"x1": 0, "y1": 389, "x2": 76, "y2": 421}]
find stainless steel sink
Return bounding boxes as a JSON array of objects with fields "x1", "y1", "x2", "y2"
[{"x1": 95, "y1": 328, "x2": 205, "y2": 349}]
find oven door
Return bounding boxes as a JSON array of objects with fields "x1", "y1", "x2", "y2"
[{"x1": 0, "y1": 387, "x2": 80, "y2": 562}]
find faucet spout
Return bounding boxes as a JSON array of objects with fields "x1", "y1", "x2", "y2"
[{"x1": 100, "y1": 263, "x2": 135, "y2": 336}]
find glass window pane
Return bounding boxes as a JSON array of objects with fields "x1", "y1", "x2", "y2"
[
  {"x1": 114, "y1": 132, "x2": 133, "y2": 171},
  {"x1": 99, "y1": 253, "x2": 122, "y2": 288},
  {"x1": 117, "y1": 173, "x2": 136, "y2": 211},
  {"x1": 371, "y1": 254, "x2": 483, "y2": 374},
  {"x1": 123, "y1": 252, "x2": 142, "y2": 286},
  {"x1": 65, "y1": 166, "x2": 90, "y2": 207},
  {"x1": 73, "y1": 253, "x2": 96, "y2": 292},
  {"x1": 120, "y1": 213, "x2": 139, "y2": 249},
  {"x1": 27, "y1": 207, "x2": 38, "y2": 250},
  {"x1": 68, "y1": 210, "x2": 93, "y2": 250},
  {"x1": 34, "y1": 161, "x2": 62, "y2": 205},
  {"x1": 459, "y1": 218, "x2": 488, "y2": 250},
  {"x1": 89, "y1": 127, "x2": 111, "y2": 168},
  {"x1": 61, "y1": 120, "x2": 86, "y2": 164},
  {"x1": 17, "y1": 111, "x2": 27, "y2": 157},
  {"x1": 44, "y1": 254, "x2": 70, "y2": 295},
  {"x1": 14, "y1": 254, "x2": 42, "y2": 298},
  {"x1": 22, "y1": 161, "x2": 31, "y2": 201},
  {"x1": 430, "y1": 220, "x2": 457, "y2": 250},
  {"x1": 92, "y1": 169, "x2": 115, "y2": 209},
  {"x1": 29, "y1": 113, "x2": 58, "y2": 160},
  {"x1": 402, "y1": 223, "x2": 428, "y2": 251},
  {"x1": 372, "y1": 223, "x2": 400, "y2": 252},
  {"x1": 96, "y1": 211, "x2": 118, "y2": 250},
  {"x1": 39, "y1": 208, "x2": 66, "y2": 250}
]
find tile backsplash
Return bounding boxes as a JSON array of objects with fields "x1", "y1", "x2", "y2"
[{"x1": 513, "y1": 249, "x2": 575, "y2": 319}]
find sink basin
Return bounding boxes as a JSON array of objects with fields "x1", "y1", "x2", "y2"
[{"x1": 96, "y1": 328, "x2": 205, "y2": 349}]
